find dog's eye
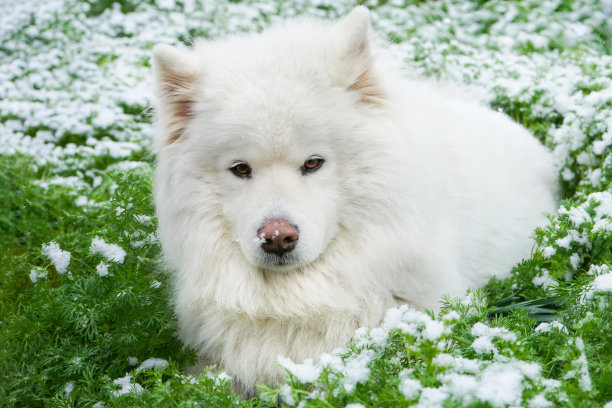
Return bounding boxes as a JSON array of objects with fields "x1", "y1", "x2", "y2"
[
  {"x1": 230, "y1": 162, "x2": 252, "y2": 178},
  {"x1": 301, "y1": 156, "x2": 324, "y2": 174}
]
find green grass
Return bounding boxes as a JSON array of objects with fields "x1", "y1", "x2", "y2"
[{"x1": 0, "y1": 0, "x2": 611, "y2": 406}]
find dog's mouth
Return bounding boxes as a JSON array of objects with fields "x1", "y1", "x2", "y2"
[{"x1": 257, "y1": 252, "x2": 304, "y2": 272}]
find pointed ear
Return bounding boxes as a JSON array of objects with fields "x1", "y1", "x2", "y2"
[
  {"x1": 333, "y1": 7, "x2": 384, "y2": 105},
  {"x1": 152, "y1": 44, "x2": 201, "y2": 146},
  {"x1": 337, "y1": 6, "x2": 370, "y2": 60}
]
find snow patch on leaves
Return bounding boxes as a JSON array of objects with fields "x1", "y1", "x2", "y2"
[
  {"x1": 42, "y1": 241, "x2": 71, "y2": 275},
  {"x1": 90, "y1": 237, "x2": 126, "y2": 263},
  {"x1": 112, "y1": 374, "x2": 143, "y2": 397}
]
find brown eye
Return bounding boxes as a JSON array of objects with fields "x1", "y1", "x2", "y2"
[
  {"x1": 301, "y1": 156, "x2": 324, "y2": 174},
  {"x1": 230, "y1": 162, "x2": 252, "y2": 178}
]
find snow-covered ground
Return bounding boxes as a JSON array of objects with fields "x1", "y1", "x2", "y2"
[{"x1": 2, "y1": 0, "x2": 610, "y2": 186}]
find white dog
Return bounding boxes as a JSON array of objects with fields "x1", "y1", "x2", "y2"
[{"x1": 152, "y1": 7, "x2": 558, "y2": 394}]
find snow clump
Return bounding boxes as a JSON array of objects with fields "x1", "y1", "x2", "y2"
[
  {"x1": 533, "y1": 270, "x2": 557, "y2": 289},
  {"x1": 418, "y1": 357, "x2": 551, "y2": 407},
  {"x1": 277, "y1": 357, "x2": 323, "y2": 384},
  {"x1": 138, "y1": 358, "x2": 169, "y2": 370},
  {"x1": 582, "y1": 264, "x2": 612, "y2": 300},
  {"x1": 340, "y1": 349, "x2": 375, "y2": 392},
  {"x1": 90, "y1": 237, "x2": 126, "y2": 263},
  {"x1": 398, "y1": 370, "x2": 422, "y2": 400},
  {"x1": 64, "y1": 381, "x2": 74, "y2": 396},
  {"x1": 565, "y1": 338, "x2": 592, "y2": 391},
  {"x1": 112, "y1": 374, "x2": 143, "y2": 397},
  {"x1": 279, "y1": 384, "x2": 295, "y2": 406},
  {"x1": 470, "y1": 322, "x2": 517, "y2": 355},
  {"x1": 535, "y1": 321, "x2": 569, "y2": 334},
  {"x1": 29, "y1": 267, "x2": 48, "y2": 284},
  {"x1": 96, "y1": 262, "x2": 110, "y2": 277},
  {"x1": 42, "y1": 241, "x2": 71, "y2": 275}
]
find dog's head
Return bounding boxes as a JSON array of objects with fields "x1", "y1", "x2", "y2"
[{"x1": 153, "y1": 7, "x2": 393, "y2": 272}]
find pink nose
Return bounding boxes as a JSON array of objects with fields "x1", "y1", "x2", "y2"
[{"x1": 257, "y1": 219, "x2": 299, "y2": 256}]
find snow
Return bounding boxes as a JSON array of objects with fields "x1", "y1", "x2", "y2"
[
  {"x1": 422, "y1": 319, "x2": 446, "y2": 342},
  {"x1": 398, "y1": 370, "x2": 422, "y2": 399},
  {"x1": 29, "y1": 267, "x2": 48, "y2": 284},
  {"x1": 96, "y1": 262, "x2": 110, "y2": 277},
  {"x1": 433, "y1": 354, "x2": 481, "y2": 373},
  {"x1": 569, "y1": 253, "x2": 581, "y2": 270},
  {"x1": 280, "y1": 302, "x2": 558, "y2": 406},
  {"x1": 472, "y1": 362, "x2": 537, "y2": 407},
  {"x1": 42, "y1": 241, "x2": 71, "y2": 275},
  {"x1": 587, "y1": 273, "x2": 612, "y2": 296},
  {"x1": 426, "y1": 356, "x2": 552, "y2": 407},
  {"x1": 381, "y1": 305, "x2": 449, "y2": 342},
  {"x1": 318, "y1": 352, "x2": 344, "y2": 373},
  {"x1": 441, "y1": 373, "x2": 478, "y2": 401},
  {"x1": 535, "y1": 321, "x2": 568, "y2": 334},
  {"x1": 278, "y1": 304, "x2": 557, "y2": 405},
  {"x1": 278, "y1": 306, "x2": 456, "y2": 395},
  {"x1": 555, "y1": 230, "x2": 589, "y2": 250},
  {"x1": 279, "y1": 384, "x2": 295, "y2": 406},
  {"x1": 471, "y1": 322, "x2": 517, "y2": 341},
  {"x1": 138, "y1": 357, "x2": 169, "y2": 370},
  {"x1": 415, "y1": 387, "x2": 448, "y2": 408},
  {"x1": 592, "y1": 218, "x2": 612, "y2": 233},
  {"x1": 533, "y1": 270, "x2": 556, "y2": 289},
  {"x1": 352, "y1": 305, "x2": 452, "y2": 351},
  {"x1": 64, "y1": 381, "x2": 74, "y2": 396},
  {"x1": 90, "y1": 237, "x2": 126, "y2": 263},
  {"x1": 1, "y1": 0, "x2": 603, "y2": 184},
  {"x1": 568, "y1": 338, "x2": 592, "y2": 391},
  {"x1": 529, "y1": 393, "x2": 553, "y2": 408},
  {"x1": 277, "y1": 357, "x2": 322, "y2": 383},
  {"x1": 592, "y1": 129, "x2": 612, "y2": 155},
  {"x1": 442, "y1": 310, "x2": 460, "y2": 321},
  {"x1": 471, "y1": 336, "x2": 496, "y2": 355},
  {"x1": 366, "y1": 327, "x2": 389, "y2": 348},
  {"x1": 215, "y1": 372, "x2": 231, "y2": 386},
  {"x1": 587, "y1": 168, "x2": 602, "y2": 187},
  {"x1": 558, "y1": 192, "x2": 612, "y2": 234},
  {"x1": 92, "y1": 108, "x2": 116, "y2": 128},
  {"x1": 110, "y1": 160, "x2": 147, "y2": 172},
  {"x1": 470, "y1": 323, "x2": 516, "y2": 355},
  {"x1": 340, "y1": 349, "x2": 374, "y2": 392},
  {"x1": 112, "y1": 374, "x2": 143, "y2": 397},
  {"x1": 588, "y1": 264, "x2": 611, "y2": 276},
  {"x1": 583, "y1": 264, "x2": 612, "y2": 300},
  {"x1": 590, "y1": 192, "x2": 612, "y2": 232}
]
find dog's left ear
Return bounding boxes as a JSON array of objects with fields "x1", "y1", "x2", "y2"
[
  {"x1": 333, "y1": 6, "x2": 383, "y2": 105},
  {"x1": 152, "y1": 44, "x2": 202, "y2": 147}
]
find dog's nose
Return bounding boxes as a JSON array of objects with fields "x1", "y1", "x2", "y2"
[{"x1": 257, "y1": 219, "x2": 299, "y2": 256}]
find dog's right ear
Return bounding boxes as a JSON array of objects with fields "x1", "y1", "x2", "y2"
[
  {"x1": 332, "y1": 7, "x2": 385, "y2": 105},
  {"x1": 152, "y1": 44, "x2": 201, "y2": 146}
]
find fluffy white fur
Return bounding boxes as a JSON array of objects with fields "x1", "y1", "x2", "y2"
[{"x1": 152, "y1": 7, "x2": 558, "y2": 395}]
